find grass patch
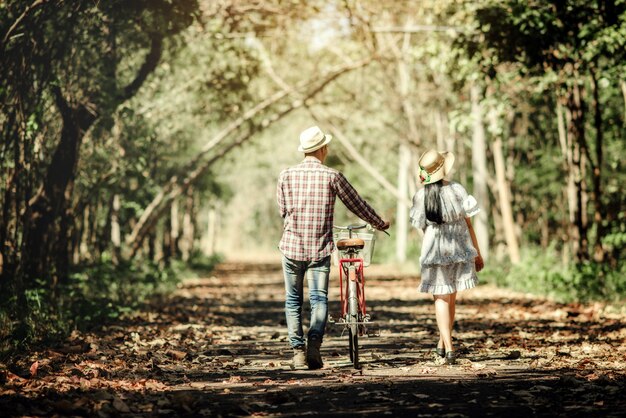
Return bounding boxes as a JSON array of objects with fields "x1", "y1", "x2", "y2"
[{"x1": 481, "y1": 245, "x2": 626, "y2": 303}]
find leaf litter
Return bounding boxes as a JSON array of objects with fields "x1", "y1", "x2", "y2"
[{"x1": 1, "y1": 262, "x2": 624, "y2": 416}]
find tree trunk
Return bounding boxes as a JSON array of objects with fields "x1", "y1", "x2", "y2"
[
  {"x1": 23, "y1": 33, "x2": 163, "y2": 282},
  {"x1": 492, "y1": 137, "x2": 520, "y2": 264},
  {"x1": 111, "y1": 194, "x2": 121, "y2": 264},
  {"x1": 26, "y1": 91, "x2": 96, "y2": 283},
  {"x1": 180, "y1": 189, "x2": 195, "y2": 262},
  {"x1": 435, "y1": 111, "x2": 445, "y2": 150},
  {"x1": 563, "y1": 102, "x2": 580, "y2": 260},
  {"x1": 396, "y1": 142, "x2": 410, "y2": 262},
  {"x1": 70, "y1": 206, "x2": 82, "y2": 265},
  {"x1": 170, "y1": 198, "x2": 180, "y2": 259},
  {"x1": 79, "y1": 205, "x2": 91, "y2": 261},
  {"x1": 458, "y1": 132, "x2": 468, "y2": 187},
  {"x1": 621, "y1": 80, "x2": 626, "y2": 123},
  {"x1": 590, "y1": 71, "x2": 605, "y2": 262},
  {"x1": 470, "y1": 84, "x2": 490, "y2": 260},
  {"x1": 566, "y1": 84, "x2": 589, "y2": 262},
  {"x1": 394, "y1": 30, "x2": 418, "y2": 263},
  {"x1": 540, "y1": 216, "x2": 549, "y2": 249},
  {"x1": 556, "y1": 100, "x2": 577, "y2": 253},
  {"x1": 408, "y1": 150, "x2": 418, "y2": 201},
  {"x1": 98, "y1": 198, "x2": 111, "y2": 258},
  {"x1": 148, "y1": 228, "x2": 156, "y2": 262},
  {"x1": 162, "y1": 213, "x2": 172, "y2": 263},
  {"x1": 506, "y1": 132, "x2": 521, "y2": 247},
  {"x1": 489, "y1": 192, "x2": 503, "y2": 252},
  {"x1": 204, "y1": 206, "x2": 218, "y2": 256}
]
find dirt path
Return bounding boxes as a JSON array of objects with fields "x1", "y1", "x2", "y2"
[{"x1": 2, "y1": 262, "x2": 625, "y2": 417}]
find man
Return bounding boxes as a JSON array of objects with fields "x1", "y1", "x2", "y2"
[{"x1": 277, "y1": 125, "x2": 390, "y2": 369}]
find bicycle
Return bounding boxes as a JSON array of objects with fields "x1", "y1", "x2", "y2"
[{"x1": 331, "y1": 223, "x2": 383, "y2": 369}]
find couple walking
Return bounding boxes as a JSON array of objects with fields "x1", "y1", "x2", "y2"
[{"x1": 276, "y1": 126, "x2": 484, "y2": 369}]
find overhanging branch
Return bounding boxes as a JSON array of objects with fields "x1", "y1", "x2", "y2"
[
  {"x1": 121, "y1": 34, "x2": 164, "y2": 101},
  {"x1": 124, "y1": 57, "x2": 373, "y2": 258}
]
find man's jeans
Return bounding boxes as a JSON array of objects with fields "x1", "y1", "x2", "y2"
[{"x1": 282, "y1": 255, "x2": 330, "y2": 349}]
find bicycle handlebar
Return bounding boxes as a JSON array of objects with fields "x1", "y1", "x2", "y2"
[
  {"x1": 333, "y1": 223, "x2": 368, "y2": 231},
  {"x1": 334, "y1": 223, "x2": 390, "y2": 236}
]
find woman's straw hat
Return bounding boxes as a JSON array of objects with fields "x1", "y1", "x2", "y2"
[
  {"x1": 418, "y1": 149, "x2": 455, "y2": 184},
  {"x1": 298, "y1": 125, "x2": 332, "y2": 153}
]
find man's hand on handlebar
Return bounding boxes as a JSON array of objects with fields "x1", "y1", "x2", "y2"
[{"x1": 379, "y1": 220, "x2": 390, "y2": 231}]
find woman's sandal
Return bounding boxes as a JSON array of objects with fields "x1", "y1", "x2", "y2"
[
  {"x1": 435, "y1": 347, "x2": 446, "y2": 358},
  {"x1": 445, "y1": 351, "x2": 457, "y2": 365}
]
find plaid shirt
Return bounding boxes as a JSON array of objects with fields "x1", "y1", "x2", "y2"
[{"x1": 277, "y1": 158, "x2": 385, "y2": 261}]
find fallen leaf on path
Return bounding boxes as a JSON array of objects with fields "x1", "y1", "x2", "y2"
[
  {"x1": 6, "y1": 371, "x2": 27, "y2": 384},
  {"x1": 166, "y1": 349, "x2": 187, "y2": 360},
  {"x1": 224, "y1": 375, "x2": 245, "y2": 383},
  {"x1": 29, "y1": 361, "x2": 39, "y2": 377},
  {"x1": 148, "y1": 338, "x2": 167, "y2": 347}
]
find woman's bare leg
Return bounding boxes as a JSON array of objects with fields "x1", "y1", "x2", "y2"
[
  {"x1": 434, "y1": 294, "x2": 453, "y2": 352},
  {"x1": 449, "y1": 291, "x2": 457, "y2": 337},
  {"x1": 434, "y1": 295, "x2": 444, "y2": 350}
]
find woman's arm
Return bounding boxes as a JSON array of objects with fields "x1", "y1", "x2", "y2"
[{"x1": 465, "y1": 217, "x2": 484, "y2": 272}]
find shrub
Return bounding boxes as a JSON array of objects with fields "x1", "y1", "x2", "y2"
[
  {"x1": 482, "y1": 245, "x2": 626, "y2": 303},
  {"x1": 0, "y1": 254, "x2": 221, "y2": 356}
]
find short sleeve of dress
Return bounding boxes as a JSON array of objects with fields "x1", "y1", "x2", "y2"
[
  {"x1": 451, "y1": 182, "x2": 480, "y2": 218},
  {"x1": 409, "y1": 189, "x2": 426, "y2": 230}
]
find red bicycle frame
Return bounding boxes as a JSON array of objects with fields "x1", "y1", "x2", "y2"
[{"x1": 338, "y1": 257, "x2": 367, "y2": 318}]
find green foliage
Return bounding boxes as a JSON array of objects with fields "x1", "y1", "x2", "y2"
[
  {"x1": 187, "y1": 251, "x2": 224, "y2": 274},
  {"x1": 374, "y1": 232, "x2": 421, "y2": 266},
  {"x1": 602, "y1": 210, "x2": 626, "y2": 262},
  {"x1": 460, "y1": 0, "x2": 626, "y2": 77},
  {"x1": 483, "y1": 245, "x2": 626, "y2": 303}
]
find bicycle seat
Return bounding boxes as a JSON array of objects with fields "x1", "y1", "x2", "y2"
[{"x1": 336, "y1": 238, "x2": 365, "y2": 250}]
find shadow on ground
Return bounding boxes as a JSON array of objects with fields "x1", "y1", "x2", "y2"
[{"x1": 1, "y1": 262, "x2": 624, "y2": 417}]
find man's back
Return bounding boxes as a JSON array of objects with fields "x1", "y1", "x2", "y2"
[
  {"x1": 277, "y1": 158, "x2": 385, "y2": 261},
  {"x1": 278, "y1": 159, "x2": 340, "y2": 261}
]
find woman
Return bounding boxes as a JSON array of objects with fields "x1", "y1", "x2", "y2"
[{"x1": 409, "y1": 149, "x2": 484, "y2": 365}]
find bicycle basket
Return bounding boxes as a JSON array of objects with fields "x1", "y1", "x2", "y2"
[{"x1": 332, "y1": 230, "x2": 376, "y2": 267}]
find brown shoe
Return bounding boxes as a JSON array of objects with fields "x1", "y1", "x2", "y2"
[
  {"x1": 292, "y1": 347, "x2": 306, "y2": 368},
  {"x1": 306, "y1": 336, "x2": 323, "y2": 369}
]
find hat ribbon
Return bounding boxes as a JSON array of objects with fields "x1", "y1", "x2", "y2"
[{"x1": 423, "y1": 155, "x2": 445, "y2": 174}]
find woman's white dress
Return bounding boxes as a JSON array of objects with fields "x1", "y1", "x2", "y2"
[{"x1": 409, "y1": 181, "x2": 480, "y2": 295}]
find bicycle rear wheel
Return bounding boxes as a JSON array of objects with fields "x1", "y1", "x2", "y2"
[
  {"x1": 347, "y1": 267, "x2": 360, "y2": 369},
  {"x1": 348, "y1": 326, "x2": 359, "y2": 368}
]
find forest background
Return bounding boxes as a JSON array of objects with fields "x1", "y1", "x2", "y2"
[{"x1": 1, "y1": 0, "x2": 625, "y2": 353}]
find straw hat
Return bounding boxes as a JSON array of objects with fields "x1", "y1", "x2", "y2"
[
  {"x1": 298, "y1": 126, "x2": 332, "y2": 153},
  {"x1": 418, "y1": 149, "x2": 455, "y2": 184}
]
